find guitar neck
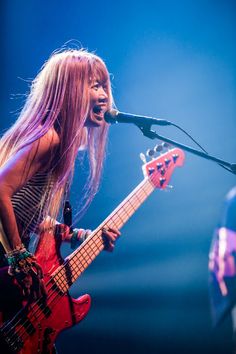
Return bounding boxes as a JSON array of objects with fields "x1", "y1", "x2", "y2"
[
  {"x1": 53, "y1": 177, "x2": 155, "y2": 291},
  {"x1": 0, "y1": 148, "x2": 184, "y2": 352}
]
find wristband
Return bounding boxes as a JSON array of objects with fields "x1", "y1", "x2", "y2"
[
  {"x1": 70, "y1": 228, "x2": 92, "y2": 249},
  {"x1": 6, "y1": 245, "x2": 32, "y2": 266}
]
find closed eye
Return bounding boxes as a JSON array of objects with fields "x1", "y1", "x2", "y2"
[{"x1": 92, "y1": 83, "x2": 100, "y2": 90}]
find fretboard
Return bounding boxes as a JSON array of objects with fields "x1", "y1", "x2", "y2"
[{"x1": 53, "y1": 177, "x2": 155, "y2": 292}]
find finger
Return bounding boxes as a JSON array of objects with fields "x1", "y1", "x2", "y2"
[
  {"x1": 27, "y1": 258, "x2": 43, "y2": 279},
  {"x1": 103, "y1": 236, "x2": 115, "y2": 251},
  {"x1": 105, "y1": 227, "x2": 121, "y2": 236},
  {"x1": 29, "y1": 266, "x2": 42, "y2": 281},
  {"x1": 18, "y1": 277, "x2": 31, "y2": 297},
  {"x1": 104, "y1": 232, "x2": 116, "y2": 242},
  {"x1": 33, "y1": 262, "x2": 44, "y2": 279},
  {"x1": 106, "y1": 242, "x2": 115, "y2": 252},
  {"x1": 102, "y1": 226, "x2": 121, "y2": 235},
  {"x1": 112, "y1": 229, "x2": 121, "y2": 237},
  {"x1": 102, "y1": 228, "x2": 120, "y2": 242},
  {"x1": 29, "y1": 275, "x2": 46, "y2": 300},
  {"x1": 40, "y1": 279, "x2": 48, "y2": 297},
  {"x1": 22, "y1": 285, "x2": 31, "y2": 298}
]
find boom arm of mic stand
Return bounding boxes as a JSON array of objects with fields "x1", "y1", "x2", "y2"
[{"x1": 137, "y1": 124, "x2": 236, "y2": 175}]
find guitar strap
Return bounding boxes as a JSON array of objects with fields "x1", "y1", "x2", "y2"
[{"x1": 63, "y1": 182, "x2": 73, "y2": 232}]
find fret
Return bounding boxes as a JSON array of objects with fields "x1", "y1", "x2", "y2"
[
  {"x1": 52, "y1": 178, "x2": 155, "y2": 292},
  {"x1": 114, "y1": 212, "x2": 125, "y2": 224},
  {"x1": 132, "y1": 192, "x2": 142, "y2": 209},
  {"x1": 128, "y1": 198, "x2": 138, "y2": 211},
  {"x1": 107, "y1": 216, "x2": 120, "y2": 230},
  {"x1": 1, "y1": 148, "x2": 183, "y2": 350},
  {"x1": 137, "y1": 188, "x2": 147, "y2": 201}
]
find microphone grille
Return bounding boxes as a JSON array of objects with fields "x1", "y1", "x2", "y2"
[{"x1": 104, "y1": 109, "x2": 119, "y2": 123}]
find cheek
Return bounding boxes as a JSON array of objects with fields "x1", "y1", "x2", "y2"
[{"x1": 89, "y1": 90, "x2": 98, "y2": 105}]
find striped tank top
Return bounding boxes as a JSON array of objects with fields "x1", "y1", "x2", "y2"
[{"x1": 11, "y1": 171, "x2": 53, "y2": 234}]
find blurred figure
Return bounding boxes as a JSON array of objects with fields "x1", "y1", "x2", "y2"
[{"x1": 209, "y1": 186, "x2": 236, "y2": 344}]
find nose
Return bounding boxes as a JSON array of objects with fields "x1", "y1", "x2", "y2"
[{"x1": 98, "y1": 87, "x2": 108, "y2": 101}]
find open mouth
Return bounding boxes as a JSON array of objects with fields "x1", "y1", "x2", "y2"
[{"x1": 93, "y1": 106, "x2": 106, "y2": 120}]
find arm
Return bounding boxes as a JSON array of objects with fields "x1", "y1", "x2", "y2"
[
  {"x1": 221, "y1": 187, "x2": 236, "y2": 231},
  {"x1": 38, "y1": 218, "x2": 92, "y2": 248},
  {"x1": 38, "y1": 218, "x2": 121, "y2": 252},
  {"x1": 208, "y1": 187, "x2": 236, "y2": 325},
  {"x1": 0, "y1": 129, "x2": 59, "y2": 252}
]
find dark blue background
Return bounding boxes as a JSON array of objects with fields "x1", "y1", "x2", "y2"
[{"x1": 1, "y1": 1, "x2": 236, "y2": 353}]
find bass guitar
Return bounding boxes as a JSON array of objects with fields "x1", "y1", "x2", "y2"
[{"x1": 0, "y1": 146, "x2": 185, "y2": 353}]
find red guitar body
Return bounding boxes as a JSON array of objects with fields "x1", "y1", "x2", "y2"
[
  {"x1": 0, "y1": 230, "x2": 91, "y2": 354},
  {"x1": 0, "y1": 147, "x2": 185, "y2": 354}
]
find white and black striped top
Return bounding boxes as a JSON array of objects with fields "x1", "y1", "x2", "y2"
[{"x1": 11, "y1": 171, "x2": 53, "y2": 234}]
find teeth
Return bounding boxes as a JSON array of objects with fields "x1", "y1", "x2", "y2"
[{"x1": 93, "y1": 106, "x2": 102, "y2": 114}]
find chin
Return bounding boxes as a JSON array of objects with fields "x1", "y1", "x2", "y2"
[{"x1": 86, "y1": 113, "x2": 105, "y2": 127}]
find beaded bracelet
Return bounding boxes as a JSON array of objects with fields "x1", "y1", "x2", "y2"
[
  {"x1": 6, "y1": 245, "x2": 32, "y2": 267},
  {"x1": 70, "y1": 228, "x2": 92, "y2": 249}
]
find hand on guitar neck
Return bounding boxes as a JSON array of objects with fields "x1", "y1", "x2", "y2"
[
  {"x1": 0, "y1": 147, "x2": 184, "y2": 353},
  {"x1": 0, "y1": 218, "x2": 121, "y2": 303},
  {"x1": 102, "y1": 226, "x2": 121, "y2": 252},
  {"x1": 50, "y1": 219, "x2": 121, "y2": 253}
]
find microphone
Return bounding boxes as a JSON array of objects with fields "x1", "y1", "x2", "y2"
[{"x1": 104, "y1": 109, "x2": 172, "y2": 126}]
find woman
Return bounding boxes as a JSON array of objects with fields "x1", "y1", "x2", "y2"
[{"x1": 0, "y1": 48, "x2": 120, "y2": 301}]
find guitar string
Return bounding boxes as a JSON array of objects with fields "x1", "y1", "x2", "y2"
[
  {"x1": 2, "y1": 233, "x2": 105, "y2": 343},
  {"x1": 3, "y1": 169, "x2": 168, "y2": 347},
  {"x1": 3, "y1": 205, "x2": 144, "y2": 345},
  {"x1": 2, "y1": 177, "x2": 155, "y2": 347},
  {"x1": 8, "y1": 152, "x2": 183, "y2": 348},
  {"x1": 3, "y1": 176, "x2": 157, "y2": 348},
  {"x1": 7, "y1": 235, "x2": 104, "y2": 334},
  {"x1": 3, "y1": 178, "x2": 154, "y2": 347},
  {"x1": 2, "y1": 188, "x2": 148, "y2": 344},
  {"x1": 3, "y1": 177, "x2": 151, "y2": 330}
]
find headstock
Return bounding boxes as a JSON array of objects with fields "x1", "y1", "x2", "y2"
[{"x1": 141, "y1": 143, "x2": 185, "y2": 189}]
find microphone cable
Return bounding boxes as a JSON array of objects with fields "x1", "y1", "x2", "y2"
[{"x1": 169, "y1": 122, "x2": 233, "y2": 174}]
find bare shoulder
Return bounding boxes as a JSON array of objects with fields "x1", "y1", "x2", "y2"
[
  {"x1": 0, "y1": 128, "x2": 60, "y2": 195},
  {"x1": 38, "y1": 128, "x2": 60, "y2": 151},
  {"x1": 34, "y1": 128, "x2": 60, "y2": 172}
]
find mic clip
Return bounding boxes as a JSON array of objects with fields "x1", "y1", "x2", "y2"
[{"x1": 137, "y1": 123, "x2": 158, "y2": 140}]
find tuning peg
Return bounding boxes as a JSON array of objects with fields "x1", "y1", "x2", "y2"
[
  {"x1": 172, "y1": 153, "x2": 179, "y2": 163},
  {"x1": 156, "y1": 162, "x2": 163, "y2": 170},
  {"x1": 164, "y1": 158, "x2": 171, "y2": 167},
  {"x1": 146, "y1": 148, "x2": 155, "y2": 158},
  {"x1": 159, "y1": 177, "x2": 166, "y2": 187},
  {"x1": 154, "y1": 144, "x2": 163, "y2": 153},
  {"x1": 139, "y1": 153, "x2": 147, "y2": 163},
  {"x1": 148, "y1": 167, "x2": 155, "y2": 175},
  {"x1": 161, "y1": 142, "x2": 171, "y2": 150}
]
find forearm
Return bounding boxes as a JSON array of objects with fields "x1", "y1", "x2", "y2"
[
  {"x1": 52, "y1": 222, "x2": 91, "y2": 247},
  {"x1": 38, "y1": 216, "x2": 91, "y2": 248},
  {"x1": 0, "y1": 195, "x2": 22, "y2": 252}
]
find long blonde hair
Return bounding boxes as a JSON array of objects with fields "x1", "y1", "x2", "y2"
[{"x1": 0, "y1": 48, "x2": 113, "y2": 226}]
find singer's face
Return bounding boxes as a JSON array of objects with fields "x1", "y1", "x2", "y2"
[{"x1": 86, "y1": 79, "x2": 108, "y2": 127}]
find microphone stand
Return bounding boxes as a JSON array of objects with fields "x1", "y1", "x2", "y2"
[{"x1": 136, "y1": 124, "x2": 236, "y2": 175}]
